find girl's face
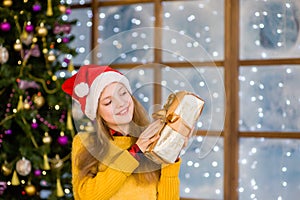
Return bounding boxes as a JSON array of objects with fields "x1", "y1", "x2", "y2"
[{"x1": 97, "y1": 82, "x2": 134, "y2": 131}]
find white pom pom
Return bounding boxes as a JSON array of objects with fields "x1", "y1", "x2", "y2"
[{"x1": 74, "y1": 82, "x2": 89, "y2": 97}]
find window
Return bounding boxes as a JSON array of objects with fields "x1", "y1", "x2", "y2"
[{"x1": 65, "y1": 0, "x2": 300, "y2": 199}]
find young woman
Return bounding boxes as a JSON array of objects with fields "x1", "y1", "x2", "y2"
[{"x1": 62, "y1": 65, "x2": 181, "y2": 200}]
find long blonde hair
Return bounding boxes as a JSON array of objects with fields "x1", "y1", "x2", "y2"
[{"x1": 75, "y1": 96, "x2": 160, "y2": 183}]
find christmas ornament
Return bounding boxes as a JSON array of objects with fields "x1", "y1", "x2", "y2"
[
  {"x1": 21, "y1": 32, "x2": 33, "y2": 46},
  {"x1": 31, "y1": 119, "x2": 38, "y2": 129},
  {"x1": 13, "y1": 39, "x2": 22, "y2": 51},
  {"x1": 53, "y1": 23, "x2": 71, "y2": 34},
  {"x1": 47, "y1": 51, "x2": 56, "y2": 62},
  {"x1": 34, "y1": 169, "x2": 41, "y2": 176},
  {"x1": 57, "y1": 134, "x2": 68, "y2": 145},
  {"x1": 18, "y1": 80, "x2": 40, "y2": 90},
  {"x1": 43, "y1": 154, "x2": 51, "y2": 170},
  {"x1": 1, "y1": 162, "x2": 12, "y2": 176},
  {"x1": 51, "y1": 154, "x2": 63, "y2": 170},
  {"x1": 0, "y1": 45, "x2": 9, "y2": 64},
  {"x1": 11, "y1": 170, "x2": 20, "y2": 186},
  {"x1": 23, "y1": 99, "x2": 30, "y2": 110},
  {"x1": 0, "y1": 20, "x2": 11, "y2": 32},
  {"x1": 58, "y1": 5, "x2": 66, "y2": 13},
  {"x1": 56, "y1": 178, "x2": 64, "y2": 197},
  {"x1": 32, "y1": 92, "x2": 45, "y2": 108},
  {"x1": 24, "y1": 183, "x2": 36, "y2": 196},
  {"x1": 67, "y1": 60, "x2": 75, "y2": 72},
  {"x1": 32, "y1": 2, "x2": 41, "y2": 12},
  {"x1": 3, "y1": 0, "x2": 13, "y2": 7},
  {"x1": 62, "y1": 37, "x2": 70, "y2": 43},
  {"x1": 36, "y1": 22, "x2": 48, "y2": 37},
  {"x1": 42, "y1": 132, "x2": 52, "y2": 144},
  {"x1": 16, "y1": 157, "x2": 32, "y2": 176},
  {"x1": 25, "y1": 22, "x2": 34, "y2": 32},
  {"x1": 0, "y1": 182, "x2": 7, "y2": 195},
  {"x1": 4, "y1": 129, "x2": 12, "y2": 135},
  {"x1": 46, "y1": 0, "x2": 53, "y2": 16},
  {"x1": 17, "y1": 95, "x2": 24, "y2": 111},
  {"x1": 66, "y1": 7, "x2": 72, "y2": 15}
]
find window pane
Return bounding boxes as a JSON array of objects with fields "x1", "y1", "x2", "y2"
[
  {"x1": 239, "y1": 66, "x2": 300, "y2": 132},
  {"x1": 162, "y1": 0, "x2": 224, "y2": 62},
  {"x1": 119, "y1": 68, "x2": 154, "y2": 113},
  {"x1": 240, "y1": 0, "x2": 300, "y2": 59},
  {"x1": 239, "y1": 138, "x2": 300, "y2": 199},
  {"x1": 69, "y1": 8, "x2": 92, "y2": 66},
  {"x1": 180, "y1": 136, "x2": 224, "y2": 199},
  {"x1": 69, "y1": 0, "x2": 91, "y2": 5},
  {"x1": 98, "y1": 4, "x2": 154, "y2": 65},
  {"x1": 162, "y1": 67, "x2": 225, "y2": 131}
]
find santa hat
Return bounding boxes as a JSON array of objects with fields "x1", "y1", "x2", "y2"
[{"x1": 62, "y1": 65, "x2": 132, "y2": 120}]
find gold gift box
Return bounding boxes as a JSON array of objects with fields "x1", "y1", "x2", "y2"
[{"x1": 145, "y1": 91, "x2": 205, "y2": 164}]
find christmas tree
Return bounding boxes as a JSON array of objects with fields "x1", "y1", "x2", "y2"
[{"x1": 0, "y1": 0, "x2": 77, "y2": 199}]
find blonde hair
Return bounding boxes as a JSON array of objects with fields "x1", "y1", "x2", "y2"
[{"x1": 75, "y1": 95, "x2": 160, "y2": 183}]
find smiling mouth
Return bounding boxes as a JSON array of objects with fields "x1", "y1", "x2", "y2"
[{"x1": 116, "y1": 107, "x2": 129, "y2": 116}]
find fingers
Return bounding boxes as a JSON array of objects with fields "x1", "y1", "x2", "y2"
[
  {"x1": 140, "y1": 120, "x2": 163, "y2": 139},
  {"x1": 136, "y1": 133, "x2": 160, "y2": 153}
]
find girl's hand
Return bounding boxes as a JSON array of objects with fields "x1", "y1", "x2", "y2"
[{"x1": 136, "y1": 120, "x2": 163, "y2": 152}]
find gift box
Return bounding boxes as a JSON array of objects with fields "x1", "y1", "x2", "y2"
[{"x1": 145, "y1": 91, "x2": 205, "y2": 164}]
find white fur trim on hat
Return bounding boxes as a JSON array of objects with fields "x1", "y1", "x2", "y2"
[
  {"x1": 84, "y1": 71, "x2": 132, "y2": 120},
  {"x1": 74, "y1": 82, "x2": 89, "y2": 97}
]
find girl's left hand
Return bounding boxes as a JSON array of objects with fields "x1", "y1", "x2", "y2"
[{"x1": 135, "y1": 120, "x2": 163, "y2": 152}]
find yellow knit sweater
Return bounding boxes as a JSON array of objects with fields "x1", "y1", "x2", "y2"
[{"x1": 72, "y1": 133, "x2": 181, "y2": 200}]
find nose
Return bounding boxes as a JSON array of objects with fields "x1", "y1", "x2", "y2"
[{"x1": 114, "y1": 96, "x2": 126, "y2": 107}]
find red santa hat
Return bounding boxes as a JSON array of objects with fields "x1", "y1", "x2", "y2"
[{"x1": 62, "y1": 65, "x2": 132, "y2": 120}]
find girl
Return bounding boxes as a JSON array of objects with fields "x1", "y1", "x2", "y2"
[{"x1": 62, "y1": 65, "x2": 181, "y2": 200}]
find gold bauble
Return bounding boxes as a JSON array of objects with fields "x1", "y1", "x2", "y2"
[
  {"x1": 58, "y1": 5, "x2": 66, "y2": 13},
  {"x1": 23, "y1": 99, "x2": 31, "y2": 110},
  {"x1": 32, "y1": 93, "x2": 45, "y2": 109},
  {"x1": 16, "y1": 157, "x2": 32, "y2": 176},
  {"x1": 1, "y1": 163, "x2": 12, "y2": 176},
  {"x1": 25, "y1": 184, "x2": 36, "y2": 196},
  {"x1": 14, "y1": 39, "x2": 22, "y2": 51},
  {"x1": 47, "y1": 52, "x2": 56, "y2": 62},
  {"x1": 42, "y1": 132, "x2": 52, "y2": 144},
  {"x1": 36, "y1": 23, "x2": 48, "y2": 37},
  {"x1": 3, "y1": 0, "x2": 13, "y2": 7}
]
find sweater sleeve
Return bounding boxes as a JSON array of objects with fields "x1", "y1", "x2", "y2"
[
  {"x1": 157, "y1": 159, "x2": 181, "y2": 200},
  {"x1": 72, "y1": 134, "x2": 140, "y2": 200}
]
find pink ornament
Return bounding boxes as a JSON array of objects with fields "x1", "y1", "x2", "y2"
[
  {"x1": 0, "y1": 181, "x2": 7, "y2": 195},
  {"x1": 31, "y1": 122, "x2": 38, "y2": 129},
  {"x1": 63, "y1": 58, "x2": 70, "y2": 64},
  {"x1": 66, "y1": 8, "x2": 72, "y2": 15},
  {"x1": 4, "y1": 129, "x2": 12, "y2": 135},
  {"x1": 57, "y1": 135, "x2": 68, "y2": 145},
  {"x1": 25, "y1": 24, "x2": 34, "y2": 32},
  {"x1": 34, "y1": 169, "x2": 41, "y2": 176},
  {"x1": 32, "y1": 3, "x2": 41, "y2": 12},
  {"x1": 0, "y1": 22, "x2": 11, "y2": 32},
  {"x1": 62, "y1": 37, "x2": 70, "y2": 43}
]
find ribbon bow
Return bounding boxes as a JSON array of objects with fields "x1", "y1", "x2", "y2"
[{"x1": 152, "y1": 93, "x2": 191, "y2": 137}]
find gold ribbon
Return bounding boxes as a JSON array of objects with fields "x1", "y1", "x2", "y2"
[{"x1": 152, "y1": 93, "x2": 191, "y2": 137}]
